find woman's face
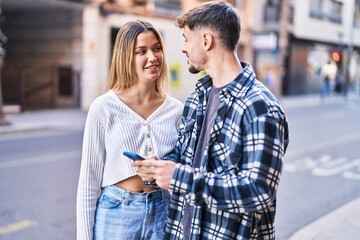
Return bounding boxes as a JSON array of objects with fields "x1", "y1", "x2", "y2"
[{"x1": 133, "y1": 30, "x2": 164, "y2": 84}]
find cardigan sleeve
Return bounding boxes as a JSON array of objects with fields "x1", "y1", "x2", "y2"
[{"x1": 76, "y1": 102, "x2": 106, "y2": 240}]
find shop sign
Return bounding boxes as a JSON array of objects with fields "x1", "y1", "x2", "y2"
[{"x1": 251, "y1": 33, "x2": 278, "y2": 50}]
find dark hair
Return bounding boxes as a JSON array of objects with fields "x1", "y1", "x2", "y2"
[{"x1": 175, "y1": 0, "x2": 241, "y2": 51}]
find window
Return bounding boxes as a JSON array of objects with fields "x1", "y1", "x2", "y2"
[
  {"x1": 58, "y1": 66, "x2": 72, "y2": 96},
  {"x1": 310, "y1": 0, "x2": 323, "y2": 19},
  {"x1": 354, "y1": 0, "x2": 360, "y2": 27},
  {"x1": 134, "y1": 0, "x2": 147, "y2": 5},
  {"x1": 154, "y1": 0, "x2": 181, "y2": 17},
  {"x1": 288, "y1": 4, "x2": 294, "y2": 24},
  {"x1": 235, "y1": 0, "x2": 244, "y2": 9},
  {"x1": 264, "y1": 0, "x2": 281, "y2": 23},
  {"x1": 329, "y1": 0, "x2": 343, "y2": 23}
]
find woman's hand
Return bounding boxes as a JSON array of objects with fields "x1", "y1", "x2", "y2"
[{"x1": 132, "y1": 159, "x2": 176, "y2": 190}]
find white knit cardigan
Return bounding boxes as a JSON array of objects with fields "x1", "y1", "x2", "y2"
[{"x1": 76, "y1": 90, "x2": 183, "y2": 240}]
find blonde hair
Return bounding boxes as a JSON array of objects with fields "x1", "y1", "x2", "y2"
[{"x1": 108, "y1": 20, "x2": 168, "y2": 95}]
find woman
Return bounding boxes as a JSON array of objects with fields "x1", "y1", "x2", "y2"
[{"x1": 76, "y1": 20, "x2": 183, "y2": 240}]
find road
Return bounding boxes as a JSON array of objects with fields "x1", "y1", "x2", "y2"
[
  {"x1": 0, "y1": 130, "x2": 83, "y2": 240},
  {"x1": 276, "y1": 100, "x2": 360, "y2": 239},
  {"x1": 0, "y1": 99, "x2": 359, "y2": 239}
]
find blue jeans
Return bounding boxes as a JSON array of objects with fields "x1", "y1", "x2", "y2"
[{"x1": 94, "y1": 185, "x2": 170, "y2": 240}]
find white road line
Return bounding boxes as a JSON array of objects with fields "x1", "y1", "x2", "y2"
[
  {"x1": 0, "y1": 151, "x2": 81, "y2": 169},
  {"x1": 285, "y1": 132, "x2": 360, "y2": 159},
  {"x1": 0, "y1": 220, "x2": 38, "y2": 235},
  {"x1": 343, "y1": 169, "x2": 360, "y2": 181},
  {"x1": 312, "y1": 159, "x2": 360, "y2": 176}
]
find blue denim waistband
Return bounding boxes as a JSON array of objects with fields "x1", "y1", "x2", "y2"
[{"x1": 105, "y1": 185, "x2": 170, "y2": 203}]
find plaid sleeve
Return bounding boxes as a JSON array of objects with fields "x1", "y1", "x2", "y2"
[{"x1": 170, "y1": 114, "x2": 287, "y2": 214}]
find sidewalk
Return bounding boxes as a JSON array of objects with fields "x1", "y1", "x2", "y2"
[
  {"x1": 288, "y1": 197, "x2": 360, "y2": 240},
  {"x1": 280, "y1": 92, "x2": 359, "y2": 110},
  {"x1": 1, "y1": 93, "x2": 358, "y2": 135},
  {"x1": 0, "y1": 108, "x2": 87, "y2": 135}
]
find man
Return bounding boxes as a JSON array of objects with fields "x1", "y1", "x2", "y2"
[{"x1": 133, "y1": 1, "x2": 289, "y2": 239}]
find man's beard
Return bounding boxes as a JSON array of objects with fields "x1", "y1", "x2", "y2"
[{"x1": 188, "y1": 65, "x2": 200, "y2": 74}]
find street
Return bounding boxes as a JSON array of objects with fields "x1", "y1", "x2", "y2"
[
  {"x1": 0, "y1": 131, "x2": 83, "y2": 240},
  {"x1": 276, "y1": 99, "x2": 360, "y2": 239},
  {"x1": 0, "y1": 99, "x2": 359, "y2": 239}
]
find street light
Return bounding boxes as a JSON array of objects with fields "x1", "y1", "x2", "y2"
[{"x1": 343, "y1": 0, "x2": 358, "y2": 98}]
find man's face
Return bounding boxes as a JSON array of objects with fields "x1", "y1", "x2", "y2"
[{"x1": 181, "y1": 26, "x2": 205, "y2": 74}]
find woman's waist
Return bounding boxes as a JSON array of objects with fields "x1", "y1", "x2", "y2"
[
  {"x1": 103, "y1": 184, "x2": 170, "y2": 202},
  {"x1": 114, "y1": 175, "x2": 159, "y2": 193}
]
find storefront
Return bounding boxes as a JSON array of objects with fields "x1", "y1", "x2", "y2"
[
  {"x1": 252, "y1": 32, "x2": 282, "y2": 97},
  {"x1": 285, "y1": 37, "x2": 360, "y2": 96}
]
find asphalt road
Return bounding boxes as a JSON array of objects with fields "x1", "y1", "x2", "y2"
[
  {"x1": 0, "y1": 99, "x2": 359, "y2": 239},
  {"x1": 0, "y1": 131, "x2": 83, "y2": 240},
  {"x1": 276, "y1": 100, "x2": 360, "y2": 239}
]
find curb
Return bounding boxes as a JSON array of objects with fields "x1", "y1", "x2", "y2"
[
  {"x1": 288, "y1": 198, "x2": 360, "y2": 240},
  {"x1": 0, "y1": 109, "x2": 87, "y2": 135},
  {"x1": 280, "y1": 94, "x2": 359, "y2": 110}
]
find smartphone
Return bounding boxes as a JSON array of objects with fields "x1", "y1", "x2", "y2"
[{"x1": 123, "y1": 151, "x2": 145, "y2": 161}]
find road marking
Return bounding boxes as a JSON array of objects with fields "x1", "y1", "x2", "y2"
[
  {"x1": 343, "y1": 168, "x2": 360, "y2": 181},
  {"x1": 285, "y1": 132, "x2": 360, "y2": 159},
  {"x1": 284, "y1": 155, "x2": 329, "y2": 172},
  {"x1": 284, "y1": 155, "x2": 360, "y2": 181},
  {"x1": 313, "y1": 159, "x2": 360, "y2": 176},
  {"x1": 0, "y1": 151, "x2": 81, "y2": 169},
  {"x1": 0, "y1": 220, "x2": 37, "y2": 235}
]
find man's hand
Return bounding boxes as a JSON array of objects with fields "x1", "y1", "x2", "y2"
[{"x1": 132, "y1": 159, "x2": 176, "y2": 190}]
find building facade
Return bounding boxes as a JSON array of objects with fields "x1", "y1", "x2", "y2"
[
  {"x1": 250, "y1": 0, "x2": 360, "y2": 96},
  {"x1": 1, "y1": 0, "x2": 359, "y2": 111}
]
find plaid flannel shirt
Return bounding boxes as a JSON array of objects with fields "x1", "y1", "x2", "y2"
[{"x1": 164, "y1": 62, "x2": 289, "y2": 240}]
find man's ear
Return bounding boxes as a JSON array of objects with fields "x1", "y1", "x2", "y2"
[{"x1": 202, "y1": 32, "x2": 213, "y2": 50}]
